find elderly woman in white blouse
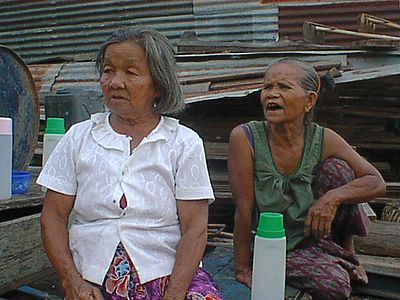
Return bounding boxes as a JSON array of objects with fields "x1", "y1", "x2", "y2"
[{"x1": 38, "y1": 26, "x2": 223, "y2": 300}]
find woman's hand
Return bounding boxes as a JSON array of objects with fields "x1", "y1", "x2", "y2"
[
  {"x1": 304, "y1": 193, "x2": 340, "y2": 239},
  {"x1": 235, "y1": 267, "x2": 252, "y2": 288},
  {"x1": 63, "y1": 275, "x2": 104, "y2": 300}
]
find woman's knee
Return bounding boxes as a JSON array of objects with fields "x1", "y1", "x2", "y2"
[
  {"x1": 313, "y1": 157, "x2": 355, "y2": 199},
  {"x1": 287, "y1": 253, "x2": 352, "y2": 300},
  {"x1": 305, "y1": 272, "x2": 351, "y2": 300}
]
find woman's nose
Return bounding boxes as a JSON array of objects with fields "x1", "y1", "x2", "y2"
[
  {"x1": 266, "y1": 88, "x2": 279, "y2": 99},
  {"x1": 110, "y1": 72, "x2": 125, "y2": 89}
]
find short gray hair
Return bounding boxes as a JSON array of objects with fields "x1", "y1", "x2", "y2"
[
  {"x1": 264, "y1": 58, "x2": 320, "y2": 123},
  {"x1": 96, "y1": 26, "x2": 184, "y2": 115}
]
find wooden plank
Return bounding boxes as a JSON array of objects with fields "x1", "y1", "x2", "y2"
[
  {"x1": 317, "y1": 105, "x2": 400, "y2": 119},
  {"x1": 386, "y1": 182, "x2": 400, "y2": 198},
  {"x1": 355, "y1": 220, "x2": 400, "y2": 257},
  {"x1": 352, "y1": 272, "x2": 400, "y2": 300},
  {"x1": 359, "y1": 203, "x2": 376, "y2": 222},
  {"x1": 0, "y1": 213, "x2": 51, "y2": 294},
  {"x1": 205, "y1": 142, "x2": 229, "y2": 160},
  {"x1": 358, "y1": 254, "x2": 400, "y2": 278},
  {"x1": 303, "y1": 21, "x2": 400, "y2": 44},
  {"x1": 0, "y1": 182, "x2": 45, "y2": 213},
  {"x1": 355, "y1": 254, "x2": 400, "y2": 299},
  {"x1": 351, "y1": 143, "x2": 400, "y2": 151},
  {"x1": 358, "y1": 13, "x2": 400, "y2": 33},
  {"x1": 334, "y1": 64, "x2": 400, "y2": 84},
  {"x1": 370, "y1": 197, "x2": 400, "y2": 206},
  {"x1": 355, "y1": 39, "x2": 400, "y2": 48}
]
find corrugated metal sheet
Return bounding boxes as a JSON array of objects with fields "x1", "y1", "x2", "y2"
[
  {"x1": 192, "y1": 0, "x2": 278, "y2": 42},
  {"x1": 0, "y1": 0, "x2": 279, "y2": 64},
  {"x1": 28, "y1": 51, "x2": 353, "y2": 104},
  {"x1": 29, "y1": 49, "x2": 400, "y2": 107},
  {"x1": 0, "y1": 0, "x2": 194, "y2": 64},
  {"x1": 278, "y1": 0, "x2": 400, "y2": 45}
]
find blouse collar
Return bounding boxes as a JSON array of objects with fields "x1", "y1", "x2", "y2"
[{"x1": 90, "y1": 112, "x2": 179, "y2": 151}]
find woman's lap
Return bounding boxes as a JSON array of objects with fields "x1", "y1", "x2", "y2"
[
  {"x1": 101, "y1": 243, "x2": 223, "y2": 300},
  {"x1": 286, "y1": 157, "x2": 370, "y2": 299}
]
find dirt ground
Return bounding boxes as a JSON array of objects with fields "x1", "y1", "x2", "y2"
[{"x1": 0, "y1": 267, "x2": 389, "y2": 300}]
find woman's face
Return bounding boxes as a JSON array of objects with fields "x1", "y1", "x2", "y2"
[
  {"x1": 260, "y1": 63, "x2": 315, "y2": 124},
  {"x1": 100, "y1": 41, "x2": 160, "y2": 117}
]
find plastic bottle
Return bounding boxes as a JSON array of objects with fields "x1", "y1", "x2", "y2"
[
  {"x1": 0, "y1": 117, "x2": 13, "y2": 200},
  {"x1": 42, "y1": 117, "x2": 65, "y2": 191},
  {"x1": 251, "y1": 212, "x2": 286, "y2": 300}
]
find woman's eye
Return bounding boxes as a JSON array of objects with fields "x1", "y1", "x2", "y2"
[
  {"x1": 279, "y1": 83, "x2": 290, "y2": 89},
  {"x1": 127, "y1": 70, "x2": 138, "y2": 75}
]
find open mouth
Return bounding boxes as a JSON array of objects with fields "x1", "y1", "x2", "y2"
[{"x1": 267, "y1": 102, "x2": 284, "y2": 111}]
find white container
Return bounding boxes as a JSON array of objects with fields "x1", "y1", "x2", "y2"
[
  {"x1": 0, "y1": 117, "x2": 13, "y2": 200},
  {"x1": 251, "y1": 212, "x2": 286, "y2": 300},
  {"x1": 42, "y1": 118, "x2": 65, "y2": 192}
]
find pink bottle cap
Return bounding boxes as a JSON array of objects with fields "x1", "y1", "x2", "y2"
[{"x1": 0, "y1": 117, "x2": 12, "y2": 134}]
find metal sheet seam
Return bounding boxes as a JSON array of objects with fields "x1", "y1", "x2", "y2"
[{"x1": 50, "y1": 62, "x2": 68, "y2": 93}]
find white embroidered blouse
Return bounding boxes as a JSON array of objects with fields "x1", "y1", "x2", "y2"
[{"x1": 37, "y1": 112, "x2": 214, "y2": 284}]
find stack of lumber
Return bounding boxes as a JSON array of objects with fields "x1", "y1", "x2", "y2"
[{"x1": 353, "y1": 181, "x2": 400, "y2": 299}]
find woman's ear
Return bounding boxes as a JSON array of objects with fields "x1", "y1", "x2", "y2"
[{"x1": 305, "y1": 91, "x2": 318, "y2": 113}]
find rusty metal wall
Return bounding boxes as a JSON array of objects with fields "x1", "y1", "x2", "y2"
[
  {"x1": 278, "y1": 0, "x2": 400, "y2": 45},
  {"x1": 0, "y1": 0, "x2": 278, "y2": 64}
]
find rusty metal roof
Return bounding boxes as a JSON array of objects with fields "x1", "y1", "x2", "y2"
[
  {"x1": 27, "y1": 47, "x2": 400, "y2": 108},
  {"x1": 0, "y1": 0, "x2": 278, "y2": 64}
]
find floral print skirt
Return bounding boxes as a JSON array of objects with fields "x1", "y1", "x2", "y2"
[{"x1": 101, "y1": 243, "x2": 223, "y2": 300}]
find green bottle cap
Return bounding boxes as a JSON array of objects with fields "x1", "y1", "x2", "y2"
[
  {"x1": 257, "y1": 212, "x2": 285, "y2": 238},
  {"x1": 45, "y1": 117, "x2": 65, "y2": 134}
]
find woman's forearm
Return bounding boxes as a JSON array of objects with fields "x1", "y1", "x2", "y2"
[
  {"x1": 233, "y1": 210, "x2": 253, "y2": 273},
  {"x1": 163, "y1": 228, "x2": 207, "y2": 300},
  {"x1": 41, "y1": 211, "x2": 82, "y2": 286},
  {"x1": 327, "y1": 174, "x2": 386, "y2": 205}
]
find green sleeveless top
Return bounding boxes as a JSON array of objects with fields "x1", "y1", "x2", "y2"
[{"x1": 247, "y1": 121, "x2": 324, "y2": 251}]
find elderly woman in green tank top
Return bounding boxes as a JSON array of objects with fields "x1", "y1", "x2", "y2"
[{"x1": 228, "y1": 58, "x2": 386, "y2": 300}]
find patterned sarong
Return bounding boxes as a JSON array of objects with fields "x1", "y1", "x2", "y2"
[
  {"x1": 286, "y1": 157, "x2": 371, "y2": 300},
  {"x1": 101, "y1": 243, "x2": 223, "y2": 300}
]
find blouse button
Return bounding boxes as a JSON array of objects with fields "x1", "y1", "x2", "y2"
[{"x1": 113, "y1": 200, "x2": 116, "y2": 203}]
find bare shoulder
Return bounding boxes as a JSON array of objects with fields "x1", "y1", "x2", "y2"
[
  {"x1": 230, "y1": 124, "x2": 246, "y2": 139},
  {"x1": 322, "y1": 127, "x2": 353, "y2": 159},
  {"x1": 322, "y1": 127, "x2": 381, "y2": 178},
  {"x1": 229, "y1": 124, "x2": 253, "y2": 156}
]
